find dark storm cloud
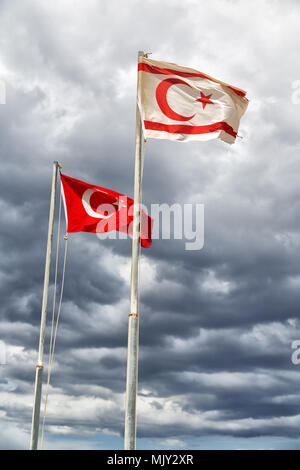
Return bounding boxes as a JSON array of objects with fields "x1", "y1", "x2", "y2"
[{"x1": 1, "y1": 0, "x2": 300, "y2": 450}]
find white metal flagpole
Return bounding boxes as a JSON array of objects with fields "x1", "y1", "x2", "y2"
[
  {"x1": 124, "y1": 50, "x2": 145, "y2": 450},
  {"x1": 29, "y1": 160, "x2": 61, "y2": 450}
]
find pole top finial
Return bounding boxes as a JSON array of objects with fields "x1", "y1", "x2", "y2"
[{"x1": 53, "y1": 161, "x2": 62, "y2": 170}]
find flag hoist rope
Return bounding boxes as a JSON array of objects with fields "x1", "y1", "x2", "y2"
[{"x1": 40, "y1": 185, "x2": 68, "y2": 449}]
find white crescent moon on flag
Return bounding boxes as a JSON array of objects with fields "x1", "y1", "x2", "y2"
[{"x1": 82, "y1": 188, "x2": 111, "y2": 219}]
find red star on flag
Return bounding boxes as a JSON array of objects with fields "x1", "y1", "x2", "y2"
[{"x1": 195, "y1": 91, "x2": 214, "y2": 110}]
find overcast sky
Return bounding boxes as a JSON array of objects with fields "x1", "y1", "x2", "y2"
[{"x1": 1, "y1": 0, "x2": 300, "y2": 450}]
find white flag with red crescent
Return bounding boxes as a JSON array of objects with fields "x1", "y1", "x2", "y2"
[{"x1": 138, "y1": 57, "x2": 248, "y2": 144}]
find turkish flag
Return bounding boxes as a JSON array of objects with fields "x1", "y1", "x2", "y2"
[
  {"x1": 138, "y1": 57, "x2": 248, "y2": 144},
  {"x1": 60, "y1": 173, "x2": 153, "y2": 248}
]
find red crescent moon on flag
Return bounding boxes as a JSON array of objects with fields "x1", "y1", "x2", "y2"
[{"x1": 155, "y1": 78, "x2": 196, "y2": 122}]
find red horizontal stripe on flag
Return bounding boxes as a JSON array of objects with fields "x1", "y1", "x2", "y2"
[
  {"x1": 138, "y1": 63, "x2": 247, "y2": 98},
  {"x1": 143, "y1": 120, "x2": 237, "y2": 138},
  {"x1": 138, "y1": 62, "x2": 208, "y2": 79}
]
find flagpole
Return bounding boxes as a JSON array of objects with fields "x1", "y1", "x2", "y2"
[
  {"x1": 124, "y1": 50, "x2": 145, "y2": 450},
  {"x1": 29, "y1": 161, "x2": 61, "y2": 450}
]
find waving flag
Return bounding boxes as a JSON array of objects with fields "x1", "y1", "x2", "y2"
[
  {"x1": 138, "y1": 57, "x2": 248, "y2": 144},
  {"x1": 60, "y1": 173, "x2": 152, "y2": 248}
]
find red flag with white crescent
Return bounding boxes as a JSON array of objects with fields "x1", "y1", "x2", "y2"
[
  {"x1": 60, "y1": 173, "x2": 153, "y2": 248},
  {"x1": 138, "y1": 57, "x2": 248, "y2": 144}
]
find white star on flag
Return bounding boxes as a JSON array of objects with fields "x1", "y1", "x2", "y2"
[{"x1": 138, "y1": 57, "x2": 248, "y2": 144}]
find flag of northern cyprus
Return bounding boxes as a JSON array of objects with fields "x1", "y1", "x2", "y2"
[{"x1": 138, "y1": 57, "x2": 248, "y2": 144}]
